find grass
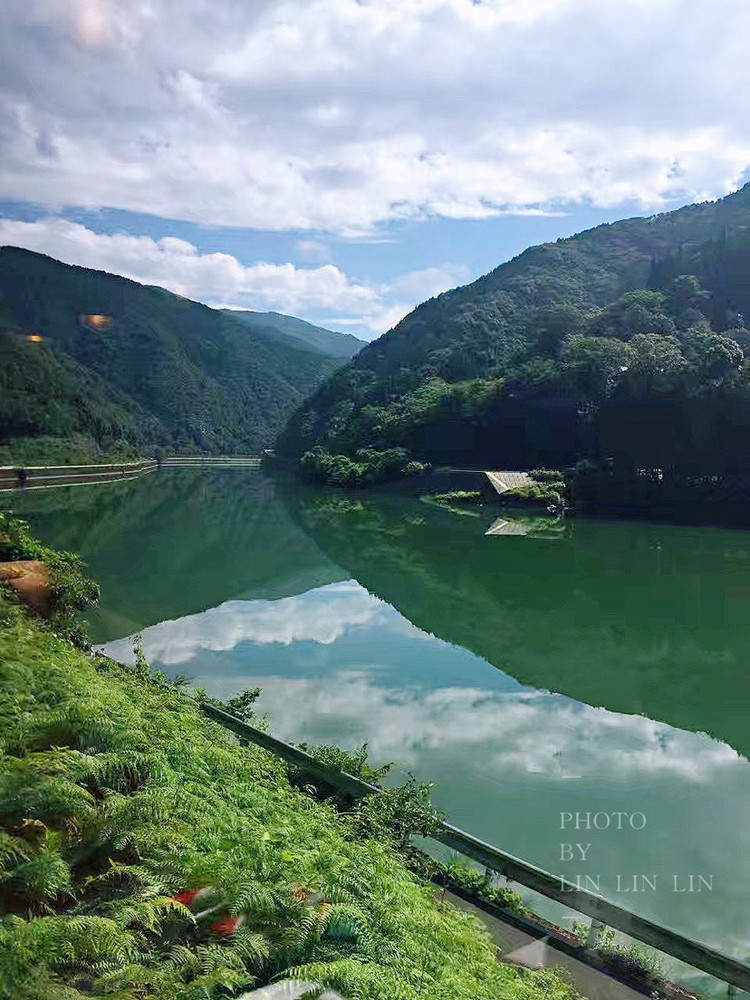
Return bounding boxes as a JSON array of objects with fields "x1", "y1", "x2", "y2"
[
  {"x1": 0, "y1": 522, "x2": 579, "y2": 1000},
  {"x1": 571, "y1": 922, "x2": 667, "y2": 996},
  {"x1": 0, "y1": 435, "x2": 144, "y2": 468}
]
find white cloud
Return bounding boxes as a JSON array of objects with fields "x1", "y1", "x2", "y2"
[
  {"x1": 2, "y1": 1, "x2": 750, "y2": 231},
  {"x1": 104, "y1": 580, "x2": 424, "y2": 664},
  {"x1": 0, "y1": 215, "x2": 464, "y2": 334},
  {"x1": 389, "y1": 264, "x2": 471, "y2": 301},
  {"x1": 103, "y1": 579, "x2": 745, "y2": 782},
  {"x1": 295, "y1": 239, "x2": 330, "y2": 262}
]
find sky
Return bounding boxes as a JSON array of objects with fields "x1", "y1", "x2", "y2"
[{"x1": 2, "y1": 1, "x2": 750, "y2": 341}]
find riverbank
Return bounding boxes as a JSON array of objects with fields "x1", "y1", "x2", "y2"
[
  {"x1": 0, "y1": 522, "x2": 576, "y2": 1000},
  {"x1": 0, "y1": 460, "x2": 157, "y2": 493}
]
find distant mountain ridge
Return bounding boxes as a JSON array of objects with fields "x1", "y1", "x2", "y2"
[
  {"x1": 0, "y1": 247, "x2": 348, "y2": 456},
  {"x1": 222, "y1": 308, "x2": 363, "y2": 359},
  {"x1": 279, "y1": 183, "x2": 750, "y2": 478}
]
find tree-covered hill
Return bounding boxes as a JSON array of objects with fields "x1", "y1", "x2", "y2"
[
  {"x1": 279, "y1": 184, "x2": 750, "y2": 480},
  {"x1": 0, "y1": 247, "x2": 346, "y2": 457},
  {"x1": 222, "y1": 308, "x2": 364, "y2": 359}
]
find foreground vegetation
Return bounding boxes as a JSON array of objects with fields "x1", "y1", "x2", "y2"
[{"x1": 0, "y1": 520, "x2": 577, "y2": 1000}]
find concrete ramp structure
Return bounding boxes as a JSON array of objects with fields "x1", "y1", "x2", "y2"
[
  {"x1": 485, "y1": 470, "x2": 534, "y2": 495},
  {"x1": 484, "y1": 518, "x2": 529, "y2": 536}
]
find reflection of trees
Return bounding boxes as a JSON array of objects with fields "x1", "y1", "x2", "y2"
[
  {"x1": 285, "y1": 491, "x2": 750, "y2": 759},
  {"x1": 11, "y1": 471, "x2": 343, "y2": 641}
]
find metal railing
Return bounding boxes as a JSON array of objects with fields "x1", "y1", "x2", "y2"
[
  {"x1": 201, "y1": 703, "x2": 750, "y2": 995},
  {"x1": 0, "y1": 460, "x2": 157, "y2": 492}
]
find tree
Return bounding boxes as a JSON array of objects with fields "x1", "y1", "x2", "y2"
[
  {"x1": 561, "y1": 335, "x2": 634, "y2": 403},
  {"x1": 681, "y1": 322, "x2": 744, "y2": 386},
  {"x1": 624, "y1": 334, "x2": 687, "y2": 396}
]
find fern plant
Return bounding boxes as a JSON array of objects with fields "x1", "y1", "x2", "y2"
[{"x1": 0, "y1": 527, "x2": 579, "y2": 1000}]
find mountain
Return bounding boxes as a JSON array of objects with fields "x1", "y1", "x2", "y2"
[
  {"x1": 278, "y1": 184, "x2": 750, "y2": 481},
  {"x1": 222, "y1": 308, "x2": 363, "y2": 359},
  {"x1": 0, "y1": 247, "x2": 347, "y2": 457}
]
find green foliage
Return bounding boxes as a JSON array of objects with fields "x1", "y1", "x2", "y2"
[
  {"x1": 300, "y1": 445, "x2": 413, "y2": 487},
  {"x1": 0, "y1": 513, "x2": 99, "y2": 644},
  {"x1": 289, "y1": 744, "x2": 443, "y2": 859},
  {"x1": 0, "y1": 248, "x2": 346, "y2": 457},
  {"x1": 440, "y1": 860, "x2": 526, "y2": 915},
  {"x1": 571, "y1": 922, "x2": 667, "y2": 995},
  {"x1": 296, "y1": 742, "x2": 393, "y2": 787},
  {"x1": 279, "y1": 185, "x2": 750, "y2": 476},
  {"x1": 429, "y1": 491, "x2": 483, "y2": 505},
  {"x1": 222, "y1": 687, "x2": 263, "y2": 723},
  {"x1": 529, "y1": 468, "x2": 563, "y2": 483},
  {"x1": 504, "y1": 483, "x2": 565, "y2": 503},
  {"x1": 223, "y1": 309, "x2": 363, "y2": 360},
  {"x1": 350, "y1": 778, "x2": 444, "y2": 854},
  {"x1": 0, "y1": 435, "x2": 141, "y2": 467},
  {"x1": 0, "y1": 592, "x2": 577, "y2": 1000}
]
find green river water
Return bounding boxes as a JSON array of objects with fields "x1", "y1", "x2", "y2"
[{"x1": 5, "y1": 469, "x2": 749, "y2": 993}]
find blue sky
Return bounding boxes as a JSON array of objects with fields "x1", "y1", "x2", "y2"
[{"x1": 2, "y1": 1, "x2": 750, "y2": 340}]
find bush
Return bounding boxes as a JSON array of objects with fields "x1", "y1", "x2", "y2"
[
  {"x1": 429, "y1": 491, "x2": 483, "y2": 505},
  {"x1": 0, "y1": 513, "x2": 99, "y2": 644},
  {"x1": 572, "y1": 922, "x2": 667, "y2": 995},
  {"x1": 299, "y1": 445, "x2": 415, "y2": 488},
  {"x1": 529, "y1": 468, "x2": 564, "y2": 483},
  {"x1": 440, "y1": 861, "x2": 527, "y2": 916},
  {"x1": 504, "y1": 482, "x2": 564, "y2": 504}
]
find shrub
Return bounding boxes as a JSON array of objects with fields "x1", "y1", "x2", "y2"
[
  {"x1": 529, "y1": 468, "x2": 564, "y2": 483},
  {"x1": 0, "y1": 513, "x2": 99, "y2": 644},
  {"x1": 572, "y1": 921, "x2": 667, "y2": 995},
  {"x1": 441, "y1": 860, "x2": 527, "y2": 916},
  {"x1": 299, "y1": 446, "x2": 415, "y2": 488},
  {"x1": 429, "y1": 491, "x2": 483, "y2": 505}
]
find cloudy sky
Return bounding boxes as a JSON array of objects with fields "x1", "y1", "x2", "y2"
[{"x1": 2, "y1": 0, "x2": 750, "y2": 339}]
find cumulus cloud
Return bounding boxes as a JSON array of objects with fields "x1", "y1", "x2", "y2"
[
  {"x1": 2, "y1": 0, "x2": 750, "y2": 231},
  {"x1": 0, "y1": 215, "x2": 465, "y2": 334},
  {"x1": 104, "y1": 580, "x2": 426, "y2": 664},
  {"x1": 0, "y1": 216, "x2": 379, "y2": 314},
  {"x1": 246, "y1": 671, "x2": 742, "y2": 782}
]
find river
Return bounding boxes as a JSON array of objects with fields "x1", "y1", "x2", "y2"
[{"x1": 5, "y1": 468, "x2": 749, "y2": 994}]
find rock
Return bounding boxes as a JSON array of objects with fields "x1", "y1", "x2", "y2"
[{"x1": 0, "y1": 560, "x2": 52, "y2": 616}]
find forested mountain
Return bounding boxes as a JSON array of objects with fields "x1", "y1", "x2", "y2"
[
  {"x1": 222, "y1": 308, "x2": 363, "y2": 359},
  {"x1": 279, "y1": 184, "x2": 750, "y2": 482},
  {"x1": 0, "y1": 247, "x2": 345, "y2": 457}
]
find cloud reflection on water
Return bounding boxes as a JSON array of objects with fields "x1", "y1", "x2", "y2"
[
  {"x1": 102, "y1": 578, "x2": 750, "y2": 964},
  {"x1": 106, "y1": 580, "x2": 745, "y2": 785}
]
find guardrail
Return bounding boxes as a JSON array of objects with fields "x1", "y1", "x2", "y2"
[
  {"x1": 201, "y1": 703, "x2": 750, "y2": 995},
  {"x1": 160, "y1": 456, "x2": 261, "y2": 467},
  {"x1": 0, "y1": 460, "x2": 157, "y2": 492}
]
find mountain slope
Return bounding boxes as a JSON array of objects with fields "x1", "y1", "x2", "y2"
[
  {"x1": 222, "y1": 308, "x2": 364, "y2": 358},
  {"x1": 0, "y1": 247, "x2": 345, "y2": 455},
  {"x1": 279, "y1": 185, "x2": 750, "y2": 476}
]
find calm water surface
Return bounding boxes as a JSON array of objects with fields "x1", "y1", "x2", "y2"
[{"x1": 6, "y1": 470, "x2": 749, "y2": 991}]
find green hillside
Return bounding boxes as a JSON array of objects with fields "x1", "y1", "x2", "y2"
[
  {"x1": 0, "y1": 248, "x2": 345, "y2": 458},
  {"x1": 279, "y1": 184, "x2": 750, "y2": 480},
  {"x1": 223, "y1": 308, "x2": 364, "y2": 359}
]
